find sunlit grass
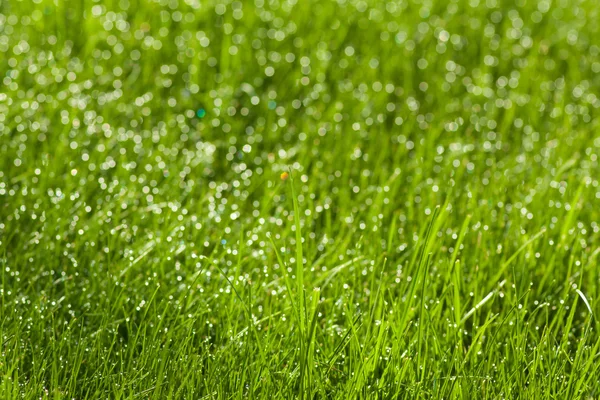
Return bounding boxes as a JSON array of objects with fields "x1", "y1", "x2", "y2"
[{"x1": 1, "y1": 0, "x2": 600, "y2": 398}]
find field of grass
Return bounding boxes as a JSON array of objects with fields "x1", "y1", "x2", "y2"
[{"x1": 1, "y1": 0, "x2": 600, "y2": 398}]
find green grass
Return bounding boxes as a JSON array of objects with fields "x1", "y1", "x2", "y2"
[{"x1": 1, "y1": 0, "x2": 600, "y2": 398}]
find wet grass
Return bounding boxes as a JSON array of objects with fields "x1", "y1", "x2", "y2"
[{"x1": 1, "y1": 0, "x2": 600, "y2": 398}]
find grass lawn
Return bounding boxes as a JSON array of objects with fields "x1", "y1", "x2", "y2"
[{"x1": 1, "y1": 0, "x2": 600, "y2": 398}]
